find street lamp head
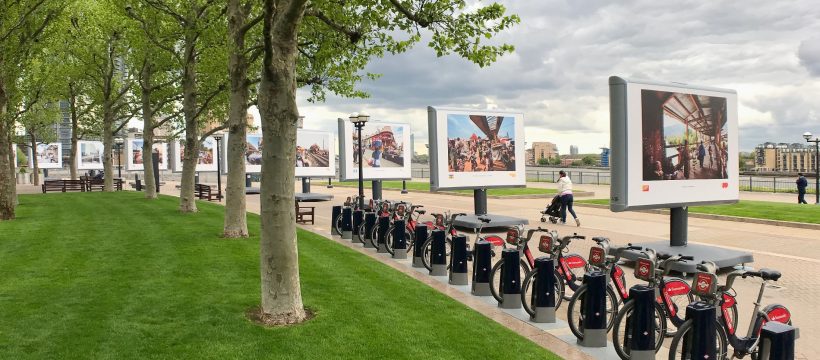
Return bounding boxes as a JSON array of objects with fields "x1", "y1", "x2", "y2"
[
  {"x1": 804, "y1": 132, "x2": 813, "y2": 141},
  {"x1": 212, "y1": 133, "x2": 224, "y2": 141},
  {"x1": 358, "y1": 112, "x2": 370, "y2": 123},
  {"x1": 114, "y1": 136, "x2": 124, "y2": 146},
  {"x1": 348, "y1": 112, "x2": 359, "y2": 123},
  {"x1": 350, "y1": 112, "x2": 369, "y2": 124}
]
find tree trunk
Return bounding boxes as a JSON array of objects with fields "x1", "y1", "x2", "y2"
[
  {"x1": 0, "y1": 90, "x2": 15, "y2": 220},
  {"x1": 29, "y1": 133, "x2": 40, "y2": 186},
  {"x1": 223, "y1": 0, "x2": 250, "y2": 238},
  {"x1": 102, "y1": 106, "x2": 114, "y2": 192},
  {"x1": 258, "y1": 3, "x2": 307, "y2": 320},
  {"x1": 8, "y1": 141, "x2": 17, "y2": 207},
  {"x1": 140, "y1": 63, "x2": 157, "y2": 199},
  {"x1": 69, "y1": 85, "x2": 79, "y2": 180},
  {"x1": 178, "y1": 29, "x2": 199, "y2": 213}
]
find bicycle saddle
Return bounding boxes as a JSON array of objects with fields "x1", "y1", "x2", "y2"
[
  {"x1": 759, "y1": 268, "x2": 782, "y2": 281},
  {"x1": 416, "y1": 210, "x2": 426, "y2": 215}
]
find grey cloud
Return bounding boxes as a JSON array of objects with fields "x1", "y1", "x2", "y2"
[{"x1": 798, "y1": 38, "x2": 820, "y2": 76}]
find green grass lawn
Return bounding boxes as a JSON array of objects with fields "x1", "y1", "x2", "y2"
[
  {"x1": 576, "y1": 199, "x2": 820, "y2": 224},
  {"x1": 0, "y1": 192, "x2": 557, "y2": 359},
  {"x1": 336, "y1": 180, "x2": 555, "y2": 196}
]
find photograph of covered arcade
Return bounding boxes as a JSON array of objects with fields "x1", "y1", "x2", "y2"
[
  {"x1": 642, "y1": 90, "x2": 729, "y2": 181},
  {"x1": 352, "y1": 125, "x2": 404, "y2": 168},
  {"x1": 447, "y1": 114, "x2": 516, "y2": 172}
]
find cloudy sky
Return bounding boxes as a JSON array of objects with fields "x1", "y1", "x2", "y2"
[{"x1": 288, "y1": 0, "x2": 820, "y2": 155}]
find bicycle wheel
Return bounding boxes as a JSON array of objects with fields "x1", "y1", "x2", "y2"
[
  {"x1": 369, "y1": 223, "x2": 380, "y2": 248},
  {"x1": 385, "y1": 225, "x2": 398, "y2": 255},
  {"x1": 562, "y1": 254, "x2": 589, "y2": 301},
  {"x1": 521, "y1": 269, "x2": 564, "y2": 317},
  {"x1": 567, "y1": 284, "x2": 618, "y2": 340},
  {"x1": 612, "y1": 300, "x2": 667, "y2": 360},
  {"x1": 356, "y1": 222, "x2": 367, "y2": 244},
  {"x1": 421, "y1": 236, "x2": 433, "y2": 271},
  {"x1": 404, "y1": 229, "x2": 414, "y2": 253},
  {"x1": 334, "y1": 215, "x2": 343, "y2": 236},
  {"x1": 489, "y1": 258, "x2": 530, "y2": 303},
  {"x1": 667, "y1": 319, "x2": 728, "y2": 360},
  {"x1": 661, "y1": 278, "x2": 695, "y2": 336}
]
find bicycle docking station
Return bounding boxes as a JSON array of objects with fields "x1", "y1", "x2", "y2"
[
  {"x1": 341, "y1": 207, "x2": 353, "y2": 240},
  {"x1": 471, "y1": 239, "x2": 492, "y2": 296},
  {"x1": 449, "y1": 235, "x2": 469, "y2": 285},
  {"x1": 429, "y1": 229, "x2": 448, "y2": 276},
  {"x1": 498, "y1": 249, "x2": 522, "y2": 309},
  {"x1": 759, "y1": 321, "x2": 799, "y2": 360},
  {"x1": 331, "y1": 205, "x2": 342, "y2": 236},
  {"x1": 578, "y1": 270, "x2": 607, "y2": 348},
  {"x1": 530, "y1": 257, "x2": 556, "y2": 323},
  {"x1": 412, "y1": 224, "x2": 428, "y2": 267},
  {"x1": 625, "y1": 285, "x2": 656, "y2": 360},
  {"x1": 683, "y1": 302, "x2": 718, "y2": 359},
  {"x1": 377, "y1": 216, "x2": 390, "y2": 253},
  {"x1": 392, "y1": 220, "x2": 407, "y2": 259},
  {"x1": 352, "y1": 210, "x2": 364, "y2": 244},
  {"x1": 363, "y1": 212, "x2": 376, "y2": 248}
]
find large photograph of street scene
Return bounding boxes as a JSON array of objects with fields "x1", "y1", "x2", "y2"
[
  {"x1": 245, "y1": 134, "x2": 262, "y2": 167},
  {"x1": 34, "y1": 143, "x2": 62, "y2": 168},
  {"x1": 175, "y1": 137, "x2": 217, "y2": 172},
  {"x1": 296, "y1": 132, "x2": 330, "y2": 168},
  {"x1": 78, "y1": 141, "x2": 104, "y2": 169},
  {"x1": 446, "y1": 114, "x2": 516, "y2": 172},
  {"x1": 128, "y1": 139, "x2": 168, "y2": 170},
  {"x1": 641, "y1": 90, "x2": 729, "y2": 181},
  {"x1": 352, "y1": 124, "x2": 405, "y2": 168}
]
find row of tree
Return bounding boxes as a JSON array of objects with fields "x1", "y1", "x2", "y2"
[{"x1": 0, "y1": 0, "x2": 518, "y2": 324}]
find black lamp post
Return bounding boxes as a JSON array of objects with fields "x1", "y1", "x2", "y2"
[
  {"x1": 213, "y1": 133, "x2": 224, "y2": 202},
  {"x1": 350, "y1": 112, "x2": 369, "y2": 209},
  {"x1": 114, "y1": 136, "x2": 124, "y2": 179},
  {"x1": 804, "y1": 132, "x2": 820, "y2": 205}
]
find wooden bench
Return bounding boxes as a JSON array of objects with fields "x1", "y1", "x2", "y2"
[
  {"x1": 86, "y1": 178, "x2": 123, "y2": 191},
  {"x1": 195, "y1": 183, "x2": 217, "y2": 201},
  {"x1": 295, "y1": 201, "x2": 315, "y2": 225},
  {"x1": 42, "y1": 180, "x2": 87, "y2": 193}
]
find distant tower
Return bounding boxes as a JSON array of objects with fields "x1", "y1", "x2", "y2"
[{"x1": 570, "y1": 145, "x2": 579, "y2": 156}]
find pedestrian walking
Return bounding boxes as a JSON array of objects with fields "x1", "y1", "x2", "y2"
[
  {"x1": 556, "y1": 170, "x2": 580, "y2": 226},
  {"x1": 797, "y1": 173, "x2": 808, "y2": 204}
]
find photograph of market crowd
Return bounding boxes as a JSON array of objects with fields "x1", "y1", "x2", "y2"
[
  {"x1": 642, "y1": 90, "x2": 729, "y2": 181},
  {"x1": 352, "y1": 125, "x2": 404, "y2": 168},
  {"x1": 246, "y1": 135, "x2": 262, "y2": 166},
  {"x1": 131, "y1": 140, "x2": 166, "y2": 168},
  {"x1": 295, "y1": 133, "x2": 330, "y2": 168},
  {"x1": 35, "y1": 143, "x2": 60, "y2": 164},
  {"x1": 447, "y1": 114, "x2": 516, "y2": 172}
]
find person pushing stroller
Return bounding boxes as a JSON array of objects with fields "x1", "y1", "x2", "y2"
[{"x1": 541, "y1": 170, "x2": 580, "y2": 226}]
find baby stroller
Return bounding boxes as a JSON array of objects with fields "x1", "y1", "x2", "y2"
[{"x1": 540, "y1": 195, "x2": 562, "y2": 223}]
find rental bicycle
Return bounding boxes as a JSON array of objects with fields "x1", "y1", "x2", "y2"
[
  {"x1": 668, "y1": 262, "x2": 791, "y2": 360},
  {"x1": 421, "y1": 214, "x2": 504, "y2": 271},
  {"x1": 385, "y1": 204, "x2": 426, "y2": 255}
]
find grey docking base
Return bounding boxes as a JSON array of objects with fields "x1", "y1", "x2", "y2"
[
  {"x1": 363, "y1": 239, "x2": 374, "y2": 249},
  {"x1": 532, "y1": 307, "x2": 556, "y2": 323},
  {"x1": 472, "y1": 282, "x2": 491, "y2": 296},
  {"x1": 499, "y1": 292, "x2": 522, "y2": 309},
  {"x1": 392, "y1": 250, "x2": 407, "y2": 259},
  {"x1": 453, "y1": 214, "x2": 529, "y2": 230},
  {"x1": 377, "y1": 243, "x2": 388, "y2": 253},
  {"x1": 412, "y1": 256, "x2": 424, "y2": 268},
  {"x1": 620, "y1": 241, "x2": 753, "y2": 273},
  {"x1": 578, "y1": 328, "x2": 608, "y2": 347},
  {"x1": 449, "y1": 272, "x2": 468, "y2": 285},
  {"x1": 430, "y1": 264, "x2": 447, "y2": 276},
  {"x1": 341, "y1": 231, "x2": 352, "y2": 240},
  {"x1": 627, "y1": 350, "x2": 656, "y2": 360}
]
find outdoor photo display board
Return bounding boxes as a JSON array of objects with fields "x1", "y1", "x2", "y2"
[
  {"x1": 609, "y1": 76, "x2": 739, "y2": 211},
  {"x1": 127, "y1": 139, "x2": 168, "y2": 170},
  {"x1": 173, "y1": 137, "x2": 218, "y2": 172},
  {"x1": 32, "y1": 143, "x2": 63, "y2": 169},
  {"x1": 338, "y1": 119, "x2": 411, "y2": 180},
  {"x1": 77, "y1": 141, "x2": 105, "y2": 170},
  {"x1": 295, "y1": 130, "x2": 335, "y2": 177},
  {"x1": 427, "y1": 107, "x2": 525, "y2": 190}
]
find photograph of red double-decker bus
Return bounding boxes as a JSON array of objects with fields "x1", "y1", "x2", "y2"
[
  {"x1": 352, "y1": 124, "x2": 404, "y2": 168},
  {"x1": 447, "y1": 114, "x2": 516, "y2": 172}
]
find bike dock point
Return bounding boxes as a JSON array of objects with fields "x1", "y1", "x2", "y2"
[
  {"x1": 352, "y1": 210, "x2": 363, "y2": 243},
  {"x1": 341, "y1": 207, "x2": 353, "y2": 240},
  {"x1": 759, "y1": 321, "x2": 799, "y2": 360},
  {"x1": 625, "y1": 285, "x2": 656, "y2": 360},
  {"x1": 471, "y1": 239, "x2": 492, "y2": 296},
  {"x1": 391, "y1": 220, "x2": 407, "y2": 259},
  {"x1": 529, "y1": 257, "x2": 556, "y2": 323},
  {"x1": 363, "y1": 212, "x2": 376, "y2": 249},
  {"x1": 449, "y1": 235, "x2": 468, "y2": 285},
  {"x1": 429, "y1": 230, "x2": 448, "y2": 276},
  {"x1": 331, "y1": 205, "x2": 342, "y2": 236},
  {"x1": 578, "y1": 270, "x2": 607, "y2": 348},
  {"x1": 377, "y1": 216, "x2": 390, "y2": 253},
  {"x1": 412, "y1": 224, "x2": 428, "y2": 268},
  {"x1": 498, "y1": 249, "x2": 522, "y2": 309},
  {"x1": 683, "y1": 302, "x2": 718, "y2": 359}
]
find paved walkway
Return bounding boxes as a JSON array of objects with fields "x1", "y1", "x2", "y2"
[{"x1": 19, "y1": 181, "x2": 812, "y2": 358}]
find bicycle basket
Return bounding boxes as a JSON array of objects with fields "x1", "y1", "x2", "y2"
[
  {"x1": 538, "y1": 234, "x2": 553, "y2": 253},
  {"x1": 505, "y1": 229, "x2": 519, "y2": 245},
  {"x1": 634, "y1": 258, "x2": 655, "y2": 281},
  {"x1": 588, "y1": 246, "x2": 606, "y2": 267},
  {"x1": 691, "y1": 272, "x2": 718, "y2": 298}
]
